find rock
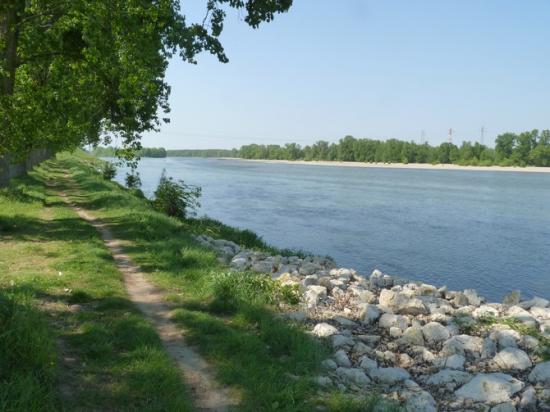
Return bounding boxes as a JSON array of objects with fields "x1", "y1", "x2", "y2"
[
  {"x1": 503, "y1": 290, "x2": 521, "y2": 306},
  {"x1": 452, "y1": 292, "x2": 470, "y2": 307},
  {"x1": 507, "y1": 306, "x2": 539, "y2": 328},
  {"x1": 359, "y1": 303, "x2": 381, "y2": 324},
  {"x1": 493, "y1": 348, "x2": 532, "y2": 371},
  {"x1": 331, "y1": 334, "x2": 355, "y2": 349},
  {"x1": 519, "y1": 296, "x2": 550, "y2": 310},
  {"x1": 304, "y1": 285, "x2": 327, "y2": 307},
  {"x1": 531, "y1": 306, "x2": 550, "y2": 320},
  {"x1": 492, "y1": 328, "x2": 521, "y2": 349},
  {"x1": 332, "y1": 316, "x2": 356, "y2": 327},
  {"x1": 422, "y1": 321, "x2": 450, "y2": 344},
  {"x1": 314, "y1": 376, "x2": 332, "y2": 387},
  {"x1": 370, "y1": 367, "x2": 410, "y2": 384},
  {"x1": 400, "y1": 326, "x2": 425, "y2": 346},
  {"x1": 358, "y1": 355, "x2": 378, "y2": 373},
  {"x1": 424, "y1": 369, "x2": 472, "y2": 389},
  {"x1": 403, "y1": 389, "x2": 437, "y2": 412},
  {"x1": 335, "y1": 367, "x2": 371, "y2": 387},
  {"x1": 356, "y1": 334, "x2": 381, "y2": 346},
  {"x1": 444, "y1": 354, "x2": 466, "y2": 370},
  {"x1": 334, "y1": 349, "x2": 352, "y2": 368},
  {"x1": 312, "y1": 323, "x2": 338, "y2": 338},
  {"x1": 540, "y1": 320, "x2": 550, "y2": 338},
  {"x1": 379, "y1": 289, "x2": 429, "y2": 315},
  {"x1": 389, "y1": 326, "x2": 402, "y2": 338},
  {"x1": 251, "y1": 260, "x2": 275, "y2": 273},
  {"x1": 490, "y1": 403, "x2": 517, "y2": 412},
  {"x1": 369, "y1": 269, "x2": 393, "y2": 288},
  {"x1": 473, "y1": 304, "x2": 499, "y2": 319},
  {"x1": 298, "y1": 262, "x2": 320, "y2": 276},
  {"x1": 302, "y1": 275, "x2": 318, "y2": 286},
  {"x1": 352, "y1": 342, "x2": 371, "y2": 356},
  {"x1": 519, "y1": 386, "x2": 537, "y2": 411},
  {"x1": 463, "y1": 289, "x2": 483, "y2": 306},
  {"x1": 482, "y1": 337, "x2": 498, "y2": 359},
  {"x1": 321, "y1": 359, "x2": 337, "y2": 370},
  {"x1": 378, "y1": 313, "x2": 408, "y2": 330},
  {"x1": 455, "y1": 373, "x2": 524, "y2": 405},
  {"x1": 399, "y1": 353, "x2": 415, "y2": 368},
  {"x1": 529, "y1": 361, "x2": 550, "y2": 385},
  {"x1": 442, "y1": 335, "x2": 484, "y2": 356},
  {"x1": 285, "y1": 311, "x2": 307, "y2": 322},
  {"x1": 520, "y1": 335, "x2": 540, "y2": 352},
  {"x1": 356, "y1": 289, "x2": 376, "y2": 304}
]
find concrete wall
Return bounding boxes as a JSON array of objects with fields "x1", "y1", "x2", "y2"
[{"x1": 0, "y1": 149, "x2": 53, "y2": 187}]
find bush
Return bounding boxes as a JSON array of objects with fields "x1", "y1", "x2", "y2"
[
  {"x1": 125, "y1": 171, "x2": 142, "y2": 189},
  {"x1": 152, "y1": 169, "x2": 201, "y2": 218},
  {"x1": 102, "y1": 162, "x2": 116, "y2": 180}
]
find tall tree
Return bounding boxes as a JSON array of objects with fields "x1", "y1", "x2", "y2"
[{"x1": 0, "y1": 0, "x2": 292, "y2": 159}]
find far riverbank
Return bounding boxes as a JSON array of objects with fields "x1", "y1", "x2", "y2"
[{"x1": 217, "y1": 158, "x2": 550, "y2": 173}]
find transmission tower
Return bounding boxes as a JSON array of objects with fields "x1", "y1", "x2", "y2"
[
  {"x1": 420, "y1": 129, "x2": 426, "y2": 144},
  {"x1": 480, "y1": 126, "x2": 485, "y2": 145},
  {"x1": 448, "y1": 128, "x2": 453, "y2": 144}
]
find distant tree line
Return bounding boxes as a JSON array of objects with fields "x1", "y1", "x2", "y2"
[
  {"x1": 238, "y1": 130, "x2": 550, "y2": 167},
  {"x1": 167, "y1": 149, "x2": 238, "y2": 158},
  {"x1": 92, "y1": 146, "x2": 167, "y2": 158}
]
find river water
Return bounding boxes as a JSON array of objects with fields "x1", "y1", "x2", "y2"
[{"x1": 110, "y1": 157, "x2": 550, "y2": 301}]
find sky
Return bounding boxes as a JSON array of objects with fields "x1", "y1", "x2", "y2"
[{"x1": 140, "y1": 0, "x2": 550, "y2": 150}]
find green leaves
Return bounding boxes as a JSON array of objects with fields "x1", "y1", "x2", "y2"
[{"x1": 0, "y1": 0, "x2": 292, "y2": 158}]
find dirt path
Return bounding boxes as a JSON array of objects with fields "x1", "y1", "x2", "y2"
[{"x1": 57, "y1": 187, "x2": 238, "y2": 411}]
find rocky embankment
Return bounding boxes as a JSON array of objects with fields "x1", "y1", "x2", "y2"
[{"x1": 195, "y1": 235, "x2": 550, "y2": 411}]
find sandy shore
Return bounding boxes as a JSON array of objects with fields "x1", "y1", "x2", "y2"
[{"x1": 218, "y1": 158, "x2": 550, "y2": 173}]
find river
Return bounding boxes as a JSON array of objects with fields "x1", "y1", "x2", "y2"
[{"x1": 109, "y1": 157, "x2": 550, "y2": 301}]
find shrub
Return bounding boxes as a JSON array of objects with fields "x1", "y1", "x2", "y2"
[
  {"x1": 102, "y1": 162, "x2": 116, "y2": 180},
  {"x1": 125, "y1": 171, "x2": 142, "y2": 189},
  {"x1": 152, "y1": 169, "x2": 201, "y2": 218}
]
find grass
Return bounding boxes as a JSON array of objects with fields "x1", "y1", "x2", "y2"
[
  {"x1": 1, "y1": 151, "x2": 394, "y2": 411},
  {"x1": 0, "y1": 165, "x2": 192, "y2": 411}
]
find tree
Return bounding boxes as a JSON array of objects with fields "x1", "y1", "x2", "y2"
[
  {"x1": 0, "y1": 0, "x2": 292, "y2": 159},
  {"x1": 495, "y1": 133, "x2": 516, "y2": 161}
]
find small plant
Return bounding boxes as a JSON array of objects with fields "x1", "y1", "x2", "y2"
[
  {"x1": 125, "y1": 170, "x2": 142, "y2": 189},
  {"x1": 101, "y1": 162, "x2": 116, "y2": 180},
  {"x1": 152, "y1": 169, "x2": 201, "y2": 218}
]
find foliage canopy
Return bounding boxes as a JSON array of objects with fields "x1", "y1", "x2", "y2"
[{"x1": 0, "y1": 0, "x2": 292, "y2": 159}]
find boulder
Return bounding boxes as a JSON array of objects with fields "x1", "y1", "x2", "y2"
[
  {"x1": 506, "y1": 306, "x2": 539, "y2": 328},
  {"x1": 331, "y1": 334, "x2": 355, "y2": 349},
  {"x1": 358, "y1": 355, "x2": 378, "y2": 373},
  {"x1": 422, "y1": 321, "x2": 451, "y2": 344},
  {"x1": 441, "y1": 354, "x2": 466, "y2": 370},
  {"x1": 314, "y1": 376, "x2": 332, "y2": 387},
  {"x1": 335, "y1": 367, "x2": 371, "y2": 387},
  {"x1": 304, "y1": 285, "x2": 327, "y2": 307},
  {"x1": 359, "y1": 303, "x2": 381, "y2": 324},
  {"x1": 321, "y1": 359, "x2": 337, "y2": 370},
  {"x1": 400, "y1": 326, "x2": 425, "y2": 346},
  {"x1": 531, "y1": 306, "x2": 550, "y2": 320},
  {"x1": 370, "y1": 367, "x2": 410, "y2": 384},
  {"x1": 424, "y1": 369, "x2": 472, "y2": 389},
  {"x1": 312, "y1": 323, "x2": 338, "y2": 337},
  {"x1": 519, "y1": 386, "x2": 537, "y2": 412},
  {"x1": 490, "y1": 403, "x2": 517, "y2": 412},
  {"x1": 519, "y1": 296, "x2": 550, "y2": 310},
  {"x1": 442, "y1": 335, "x2": 484, "y2": 357},
  {"x1": 334, "y1": 349, "x2": 352, "y2": 368},
  {"x1": 502, "y1": 290, "x2": 521, "y2": 306},
  {"x1": 493, "y1": 347, "x2": 532, "y2": 371},
  {"x1": 379, "y1": 289, "x2": 428, "y2": 315},
  {"x1": 378, "y1": 313, "x2": 408, "y2": 330},
  {"x1": 473, "y1": 304, "x2": 499, "y2": 319},
  {"x1": 403, "y1": 389, "x2": 437, "y2": 412},
  {"x1": 529, "y1": 361, "x2": 550, "y2": 385},
  {"x1": 454, "y1": 373, "x2": 525, "y2": 405},
  {"x1": 491, "y1": 328, "x2": 521, "y2": 349},
  {"x1": 369, "y1": 269, "x2": 393, "y2": 288}
]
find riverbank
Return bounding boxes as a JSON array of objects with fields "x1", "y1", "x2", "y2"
[{"x1": 219, "y1": 158, "x2": 550, "y2": 173}]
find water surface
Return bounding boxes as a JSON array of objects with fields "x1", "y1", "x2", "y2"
[{"x1": 111, "y1": 157, "x2": 550, "y2": 301}]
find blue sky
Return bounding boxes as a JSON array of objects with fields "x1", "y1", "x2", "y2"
[{"x1": 141, "y1": 0, "x2": 550, "y2": 150}]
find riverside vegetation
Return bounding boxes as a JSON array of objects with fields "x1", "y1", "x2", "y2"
[
  {"x1": 2, "y1": 153, "x2": 550, "y2": 411},
  {"x1": 1, "y1": 152, "x2": 397, "y2": 411}
]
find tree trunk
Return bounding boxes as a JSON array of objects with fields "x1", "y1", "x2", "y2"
[{"x1": 0, "y1": 0, "x2": 23, "y2": 96}]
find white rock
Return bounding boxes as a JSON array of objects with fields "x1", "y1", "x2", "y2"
[
  {"x1": 490, "y1": 402, "x2": 517, "y2": 412},
  {"x1": 403, "y1": 389, "x2": 437, "y2": 412},
  {"x1": 425, "y1": 369, "x2": 472, "y2": 389},
  {"x1": 379, "y1": 289, "x2": 428, "y2": 315},
  {"x1": 312, "y1": 323, "x2": 338, "y2": 337},
  {"x1": 530, "y1": 306, "x2": 550, "y2": 320},
  {"x1": 507, "y1": 306, "x2": 539, "y2": 328},
  {"x1": 493, "y1": 347, "x2": 532, "y2": 371},
  {"x1": 358, "y1": 355, "x2": 378, "y2": 373},
  {"x1": 370, "y1": 367, "x2": 410, "y2": 384},
  {"x1": 491, "y1": 328, "x2": 521, "y2": 349},
  {"x1": 528, "y1": 361, "x2": 550, "y2": 385},
  {"x1": 389, "y1": 326, "x2": 402, "y2": 338},
  {"x1": 540, "y1": 320, "x2": 550, "y2": 338},
  {"x1": 304, "y1": 285, "x2": 328, "y2": 307},
  {"x1": 502, "y1": 290, "x2": 521, "y2": 306},
  {"x1": 369, "y1": 269, "x2": 393, "y2": 288},
  {"x1": 473, "y1": 304, "x2": 499, "y2": 319},
  {"x1": 434, "y1": 354, "x2": 466, "y2": 370},
  {"x1": 400, "y1": 326, "x2": 425, "y2": 346},
  {"x1": 519, "y1": 385, "x2": 537, "y2": 411},
  {"x1": 335, "y1": 367, "x2": 371, "y2": 387},
  {"x1": 422, "y1": 321, "x2": 451, "y2": 344},
  {"x1": 331, "y1": 334, "x2": 354, "y2": 348},
  {"x1": 454, "y1": 373, "x2": 524, "y2": 405},
  {"x1": 463, "y1": 289, "x2": 483, "y2": 306},
  {"x1": 519, "y1": 296, "x2": 549, "y2": 309},
  {"x1": 378, "y1": 313, "x2": 408, "y2": 330},
  {"x1": 359, "y1": 303, "x2": 381, "y2": 324},
  {"x1": 520, "y1": 335, "x2": 540, "y2": 352},
  {"x1": 334, "y1": 349, "x2": 352, "y2": 368},
  {"x1": 442, "y1": 335, "x2": 484, "y2": 356}
]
